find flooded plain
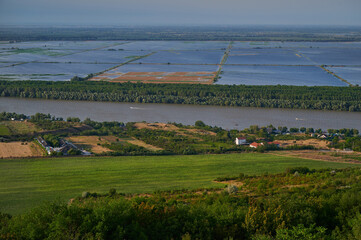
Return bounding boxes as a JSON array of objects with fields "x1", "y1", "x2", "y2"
[
  {"x1": 1, "y1": 97, "x2": 361, "y2": 131},
  {"x1": 1, "y1": 41, "x2": 360, "y2": 85}
]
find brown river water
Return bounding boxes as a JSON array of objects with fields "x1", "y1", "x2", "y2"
[{"x1": 1, "y1": 97, "x2": 361, "y2": 130}]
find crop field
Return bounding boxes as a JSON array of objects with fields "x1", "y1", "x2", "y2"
[
  {"x1": 0, "y1": 153, "x2": 357, "y2": 214},
  {"x1": 0, "y1": 121, "x2": 39, "y2": 135},
  {"x1": 0, "y1": 124, "x2": 10, "y2": 136},
  {"x1": 0, "y1": 141, "x2": 44, "y2": 158},
  {"x1": 0, "y1": 40, "x2": 360, "y2": 85},
  {"x1": 92, "y1": 71, "x2": 216, "y2": 84},
  {"x1": 66, "y1": 135, "x2": 162, "y2": 153}
]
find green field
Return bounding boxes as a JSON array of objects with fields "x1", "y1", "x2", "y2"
[
  {"x1": 1, "y1": 121, "x2": 39, "y2": 135},
  {"x1": 0, "y1": 124, "x2": 11, "y2": 136},
  {"x1": 0, "y1": 153, "x2": 356, "y2": 214}
]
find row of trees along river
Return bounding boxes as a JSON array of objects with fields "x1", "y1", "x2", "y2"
[{"x1": 1, "y1": 81, "x2": 361, "y2": 111}]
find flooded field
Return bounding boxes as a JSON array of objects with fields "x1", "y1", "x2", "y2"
[
  {"x1": 326, "y1": 67, "x2": 361, "y2": 86},
  {"x1": 132, "y1": 50, "x2": 224, "y2": 64},
  {"x1": 217, "y1": 65, "x2": 348, "y2": 86},
  {"x1": 226, "y1": 48, "x2": 311, "y2": 65},
  {"x1": 0, "y1": 41, "x2": 360, "y2": 85},
  {"x1": 1, "y1": 97, "x2": 361, "y2": 131}
]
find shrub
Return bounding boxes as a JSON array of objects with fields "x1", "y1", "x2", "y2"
[
  {"x1": 109, "y1": 188, "x2": 117, "y2": 196},
  {"x1": 226, "y1": 185, "x2": 238, "y2": 194},
  {"x1": 286, "y1": 167, "x2": 311, "y2": 175},
  {"x1": 82, "y1": 192, "x2": 90, "y2": 198}
]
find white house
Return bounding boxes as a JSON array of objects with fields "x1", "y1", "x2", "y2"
[{"x1": 235, "y1": 137, "x2": 247, "y2": 145}]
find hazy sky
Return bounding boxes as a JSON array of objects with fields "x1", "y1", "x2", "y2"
[{"x1": 0, "y1": 0, "x2": 360, "y2": 26}]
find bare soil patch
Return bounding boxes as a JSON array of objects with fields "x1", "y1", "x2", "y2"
[
  {"x1": 0, "y1": 142, "x2": 44, "y2": 158},
  {"x1": 282, "y1": 184, "x2": 309, "y2": 189},
  {"x1": 127, "y1": 138, "x2": 163, "y2": 151},
  {"x1": 123, "y1": 72, "x2": 165, "y2": 76},
  {"x1": 134, "y1": 122, "x2": 180, "y2": 131},
  {"x1": 269, "y1": 150, "x2": 361, "y2": 164},
  {"x1": 215, "y1": 180, "x2": 244, "y2": 188},
  {"x1": 66, "y1": 135, "x2": 162, "y2": 152},
  {"x1": 90, "y1": 71, "x2": 216, "y2": 84},
  {"x1": 134, "y1": 122, "x2": 216, "y2": 138},
  {"x1": 66, "y1": 136, "x2": 114, "y2": 154},
  {"x1": 278, "y1": 139, "x2": 329, "y2": 149},
  {"x1": 185, "y1": 128, "x2": 216, "y2": 136}
]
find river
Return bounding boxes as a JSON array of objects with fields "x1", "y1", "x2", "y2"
[{"x1": 1, "y1": 97, "x2": 361, "y2": 130}]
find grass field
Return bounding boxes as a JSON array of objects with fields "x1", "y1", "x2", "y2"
[
  {"x1": 0, "y1": 124, "x2": 11, "y2": 136},
  {"x1": 0, "y1": 153, "x2": 357, "y2": 215},
  {"x1": 1, "y1": 121, "x2": 39, "y2": 135}
]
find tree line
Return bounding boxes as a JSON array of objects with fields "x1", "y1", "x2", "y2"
[
  {"x1": 1, "y1": 81, "x2": 361, "y2": 111},
  {"x1": 2, "y1": 26, "x2": 361, "y2": 41}
]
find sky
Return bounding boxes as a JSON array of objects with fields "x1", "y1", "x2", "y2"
[{"x1": 0, "y1": 0, "x2": 360, "y2": 26}]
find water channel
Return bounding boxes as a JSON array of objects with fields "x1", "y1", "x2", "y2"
[{"x1": 1, "y1": 97, "x2": 361, "y2": 130}]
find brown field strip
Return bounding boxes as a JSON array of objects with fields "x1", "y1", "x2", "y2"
[
  {"x1": 0, "y1": 142, "x2": 44, "y2": 158},
  {"x1": 66, "y1": 136, "x2": 114, "y2": 154},
  {"x1": 278, "y1": 139, "x2": 329, "y2": 149},
  {"x1": 268, "y1": 150, "x2": 361, "y2": 164},
  {"x1": 134, "y1": 122, "x2": 216, "y2": 137},
  {"x1": 127, "y1": 138, "x2": 163, "y2": 151},
  {"x1": 66, "y1": 135, "x2": 162, "y2": 153},
  {"x1": 122, "y1": 72, "x2": 166, "y2": 76},
  {"x1": 90, "y1": 71, "x2": 216, "y2": 84}
]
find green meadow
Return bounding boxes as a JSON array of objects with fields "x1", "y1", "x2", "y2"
[
  {"x1": 0, "y1": 124, "x2": 10, "y2": 136},
  {"x1": 0, "y1": 153, "x2": 356, "y2": 214}
]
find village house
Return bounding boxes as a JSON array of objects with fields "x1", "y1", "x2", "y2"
[
  {"x1": 268, "y1": 141, "x2": 281, "y2": 147},
  {"x1": 318, "y1": 134, "x2": 328, "y2": 139},
  {"x1": 249, "y1": 141, "x2": 281, "y2": 148},
  {"x1": 235, "y1": 137, "x2": 247, "y2": 145},
  {"x1": 249, "y1": 142, "x2": 263, "y2": 148}
]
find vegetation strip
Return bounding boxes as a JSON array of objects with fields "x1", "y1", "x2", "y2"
[
  {"x1": 89, "y1": 52, "x2": 155, "y2": 80},
  {"x1": 319, "y1": 65, "x2": 353, "y2": 86},
  {"x1": 1, "y1": 81, "x2": 361, "y2": 111},
  {"x1": 214, "y1": 41, "x2": 233, "y2": 82}
]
